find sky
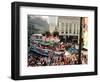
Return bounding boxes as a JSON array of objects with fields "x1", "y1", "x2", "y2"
[{"x1": 30, "y1": 15, "x2": 58, "y2": 25}]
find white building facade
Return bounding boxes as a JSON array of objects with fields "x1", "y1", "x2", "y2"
[{"x1": 57, "y1": 16, "x2": 81, "y2": 43}]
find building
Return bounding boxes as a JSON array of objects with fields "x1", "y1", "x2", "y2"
[
  {"x1": 57, "y1": 16, "x2": 81, "y2": 43},
  {"x1": 48, "y1": 16, "x2": 58, "y2": 33}
]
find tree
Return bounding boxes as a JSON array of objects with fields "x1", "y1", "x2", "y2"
[
  {"x1": 45, "y1": 31, "x2": 51, "y2": 37},
  {"x1": 53, "y1": 31, "x2": 59, "y2": 37}
]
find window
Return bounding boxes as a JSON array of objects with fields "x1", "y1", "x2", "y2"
[
  {"x1": 66, "y1": 23, "x2": 68, "y2": 33},
  {"x1": 69, "y1": 23, "x2": 72, "y2": 33},
  {"x1": 61, "y1": 31, "x2": 64, "y2": 34},
  {"x1": 77, "y1": 26, "x2": 78, "y2": 34},
  {"x1": 75, "y1": 24, "x2": 78, "y2": 34},
  {"x1": 61, "y1": 28, "x2": 64, "y2": 34},
  {"x1": 61, "y1": 22, "x2": 64, "y2": 27}
]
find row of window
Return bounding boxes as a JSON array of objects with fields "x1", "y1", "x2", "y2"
[{"x1": 59, "y1": 23, "x2": 80, "y2": 35}]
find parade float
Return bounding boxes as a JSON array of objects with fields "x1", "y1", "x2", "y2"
[{"x1": 29, "y1": 34, "x2": 65, "y2": 57}]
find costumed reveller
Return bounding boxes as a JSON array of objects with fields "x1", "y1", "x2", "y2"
[{"x1": 83, "y1": 17, "x2": 88, "y2": 50}]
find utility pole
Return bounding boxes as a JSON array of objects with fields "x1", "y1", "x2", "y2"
[{"x1": 78, "y1": 17, "x2": 82, "y2": 64}]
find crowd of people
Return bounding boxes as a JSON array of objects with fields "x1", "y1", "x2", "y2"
[
  {"x1": 28, "y1": 31, "x2": 88, "y2": 67},
  {"x1": 28, "y1": 52, "x2": 87, "y2": 67}
]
